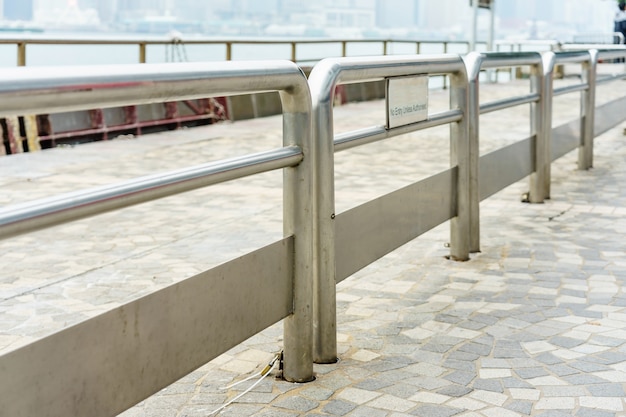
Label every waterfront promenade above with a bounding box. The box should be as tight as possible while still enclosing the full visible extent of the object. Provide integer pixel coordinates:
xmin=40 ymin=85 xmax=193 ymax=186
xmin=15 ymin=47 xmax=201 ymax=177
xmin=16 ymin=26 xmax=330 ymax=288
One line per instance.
xmin=2 ymin=77 xmax=626 ymax=416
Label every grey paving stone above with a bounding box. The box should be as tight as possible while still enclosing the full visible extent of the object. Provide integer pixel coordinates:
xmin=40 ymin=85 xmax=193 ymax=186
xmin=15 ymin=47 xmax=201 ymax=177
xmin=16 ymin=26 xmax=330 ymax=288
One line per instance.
xmin=220 ymin=404 xmax=264 ymax=416
xmin=502 ymin=377 xmax=533 ymax=388
xmin=322 ymin=400 xmax=357 ymax=416
xmin=576 ymin=408 xmax=617 ymax=417
xmin=410 ymin=405 xmax=462 ymax=417
xmin=589 ymin=335 xmax=626 ymax=347
xmin=472 ymin=378 xmax=504 ymax=393
xmin=458 ymin=342 xmax=492 ymax=356
xmin=443 ymin=371 xmax=476 ymax=386
xmin=546 ymin=364 xmax=580 ymax=377
xmin=515 ymin=367 xmax=550 ymax=379
xmin=569 ymin=361 xmax=612 ymax=373
xmin=252 ymin=411 xmax=300 ymax=417
xmin=435 ymin=314 xmax=463 ymax=324
xmin=443 ymin=358 xmax=476 ymax=372
xmin=507 ymin=358 xmax=543 ymax=368
xmin=572 ymin=310 xmax=604 ymax=319
xmin=436 ymin=385 xmax=472 ymax=397
xmin=549 ymin=336 xmax=585 ymax=349
xmin=421 ymin=343 xmax=455 ymax=354
xmin=300 ymin=386 xmax=335 ymax=401
xmin=354 ymin=379 xmax=394 ymax=391
xmin=542 ymin=308 xmax=570 ymax=318
xmin=273 ymin=396 xmax=319 ymax=412
xmin=563 ymin=374 xmax=611 ymax=385
xmin=535 ymin=412 xmax=577 ymax=417
xmin=587 ymin=383 xmax=626 ymax=397
xmin=469 ymin=314 xmax=499 ymax=326
xmin=457 ymin=320 xmax=488 ymax=330
xmin=535 ymin=352 xmax=564 ymax=365
xmin=345 ymin=406 xmax=388 ymax=417
xmin=595 ymin=351 xmax=626 ymax=364
xmin=380 ymin=383 xmax=419 ymax=399
xmin=493 ymin=348 xmax=528 ymax=359
xmin=541 ymin=385 xmax=588 ymax=397
xmin=506 ymin=400 xmax=533 ymax=415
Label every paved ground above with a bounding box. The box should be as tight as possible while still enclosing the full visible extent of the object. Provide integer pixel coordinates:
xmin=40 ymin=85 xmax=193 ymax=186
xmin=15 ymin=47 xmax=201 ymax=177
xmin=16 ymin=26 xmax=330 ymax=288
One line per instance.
xmin=2 ymin=73 xmax=626 ymax=416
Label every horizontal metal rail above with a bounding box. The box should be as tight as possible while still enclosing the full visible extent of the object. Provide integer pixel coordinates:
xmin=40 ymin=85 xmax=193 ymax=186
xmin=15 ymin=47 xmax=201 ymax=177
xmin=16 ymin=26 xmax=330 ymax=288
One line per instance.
xmin=0 ymin=60 xmax=309 ymax=117
xmin=479 ymin=93 xmax=540 ymax=114
xmin=597 ymin=73 xmax=626 ymax=85
xmin=553 ymin=83 xmax=588 ymax=97
xmin=334 ymin=109 xmax=463 ymax=152
xmin=0 ymin=146 xmax=302 ymax=240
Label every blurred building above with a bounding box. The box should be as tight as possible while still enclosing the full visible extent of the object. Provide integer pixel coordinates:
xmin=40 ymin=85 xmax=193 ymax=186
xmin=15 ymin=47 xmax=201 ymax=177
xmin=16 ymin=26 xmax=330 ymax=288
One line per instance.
xmin=376 ymin=0 xmax=421 ymax=29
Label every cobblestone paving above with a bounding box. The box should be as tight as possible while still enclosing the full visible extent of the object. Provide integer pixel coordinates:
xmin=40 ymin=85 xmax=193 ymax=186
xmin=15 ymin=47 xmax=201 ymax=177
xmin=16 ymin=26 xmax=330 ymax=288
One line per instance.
xmin=1 ymin=75 xmax=626 ymax=416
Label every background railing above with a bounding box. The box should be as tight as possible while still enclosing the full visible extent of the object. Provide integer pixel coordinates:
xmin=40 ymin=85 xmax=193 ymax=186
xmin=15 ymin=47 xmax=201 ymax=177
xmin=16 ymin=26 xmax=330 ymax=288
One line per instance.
xmin=0 ymin=48 xmax=625 ymax=417
xmin=0 ymin=37 xmax=484 ymax=67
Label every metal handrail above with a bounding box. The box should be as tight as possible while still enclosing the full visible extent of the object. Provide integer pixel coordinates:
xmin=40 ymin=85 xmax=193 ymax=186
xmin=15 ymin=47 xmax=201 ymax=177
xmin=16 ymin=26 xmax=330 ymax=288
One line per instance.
xmin=0 ymin=59 xmax=316 ymax=417
xmin=0 ymin=146 xmax=302 ymax=239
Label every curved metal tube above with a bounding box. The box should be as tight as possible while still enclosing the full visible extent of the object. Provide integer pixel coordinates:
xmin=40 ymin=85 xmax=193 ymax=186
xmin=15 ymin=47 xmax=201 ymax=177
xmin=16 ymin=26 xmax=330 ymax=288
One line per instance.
xmin=0 ymin=60 xmax=310 ymax=116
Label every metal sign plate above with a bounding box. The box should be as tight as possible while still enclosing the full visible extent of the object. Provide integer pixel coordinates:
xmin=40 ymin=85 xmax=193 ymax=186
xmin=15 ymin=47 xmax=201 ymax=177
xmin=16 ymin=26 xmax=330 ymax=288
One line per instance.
xmin=386 ymin=75 xmax=429 ymax=129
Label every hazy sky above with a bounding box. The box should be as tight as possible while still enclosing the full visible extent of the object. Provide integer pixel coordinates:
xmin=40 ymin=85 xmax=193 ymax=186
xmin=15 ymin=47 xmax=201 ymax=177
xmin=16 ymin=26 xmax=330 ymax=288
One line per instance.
xmin=18 ymin=0 xmax=622 ymax=41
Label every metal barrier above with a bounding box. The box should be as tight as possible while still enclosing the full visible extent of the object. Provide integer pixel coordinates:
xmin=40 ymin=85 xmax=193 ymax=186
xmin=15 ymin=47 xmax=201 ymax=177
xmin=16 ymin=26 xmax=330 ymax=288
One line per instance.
xmin=308 ymin=48 xmax=626 ymax=364
xmin=308 ymin=54 xmax=470 ymax=363
xmin=1 ymin=48 xmax=626 ymax=416
xmin=0 ymin=60 xmax=316 ymax=416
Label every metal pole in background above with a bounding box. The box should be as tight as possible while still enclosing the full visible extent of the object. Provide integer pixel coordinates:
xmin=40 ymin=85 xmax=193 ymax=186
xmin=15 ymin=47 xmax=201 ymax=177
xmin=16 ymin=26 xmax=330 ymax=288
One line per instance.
xmin=487 ymin=0 xmax=496 ymax=81
xmin=488 ymin=1 xmax=496 ymax=52
xmin=470 ymin=0 xmax=479 ymax=51
xmin=579 ymin=49 xmax=598 ymax=170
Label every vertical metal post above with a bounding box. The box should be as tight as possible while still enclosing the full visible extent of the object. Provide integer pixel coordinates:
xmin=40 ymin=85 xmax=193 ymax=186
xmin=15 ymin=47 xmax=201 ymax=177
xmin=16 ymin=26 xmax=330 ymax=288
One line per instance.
xmin=281 ymin=68 xmax=315 ymax=383
xmin=579 ymin=50 xmax=598 ymax=170
xmin=308 ymin=60 xmax=340 ymax=364
xmin=291 ymin=42 xmax=297 ymax=62
xmin=443 ymin=43 xmax=449 ymax=90
xmin=17 ymin=42 xmax=26 ymax=67
xmin=226 ymin=43 xmax=232 ymax=61
xmin=342 ymin=41 xmax=347 ymax=57
xmin=488 ymin=1 xmax=496 ymax=52
xmin=383 ymin=41 xmax=388 ymax=55
xmin=486 ymin=1 xmax=496 ymax=82
xmin=540 ymin=52 xmax=555 ymax=200
xmin=139 ymin=43 xmax=147 ymax=64
xmin=528 ymin=53 xmax=546 ymax=203
xmin=449 ymin=64 xmax=471 ymax=261
xmin=470 ymin=0 xmax=479 ymax=51
xmin=416 ymin=42 xmax=421 ymax=54
xmin=462 ymin=52 xmax=483 ymax=254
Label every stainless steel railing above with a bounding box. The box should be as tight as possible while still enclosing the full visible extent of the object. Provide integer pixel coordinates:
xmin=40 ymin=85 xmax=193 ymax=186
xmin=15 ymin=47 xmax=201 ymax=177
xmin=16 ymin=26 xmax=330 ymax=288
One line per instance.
xmin=0 ymin=48 xmax=626 ymax=417
xmin=0 ymin=60 xmax=317 ymax=417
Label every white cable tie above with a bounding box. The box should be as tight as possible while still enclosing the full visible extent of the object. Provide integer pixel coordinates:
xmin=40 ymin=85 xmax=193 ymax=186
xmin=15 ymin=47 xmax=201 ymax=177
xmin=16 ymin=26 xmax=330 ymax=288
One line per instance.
xmin=208 ymin=362 xmax=275 ymax=416
xmin=218 ymin=371 xmax=261 ymax=391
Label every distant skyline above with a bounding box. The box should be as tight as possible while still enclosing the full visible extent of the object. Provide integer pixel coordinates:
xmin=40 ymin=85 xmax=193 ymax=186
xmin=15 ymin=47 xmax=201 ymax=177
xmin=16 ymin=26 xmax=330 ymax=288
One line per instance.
xmin=0 ymin=0 xmax=618 ymax=41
